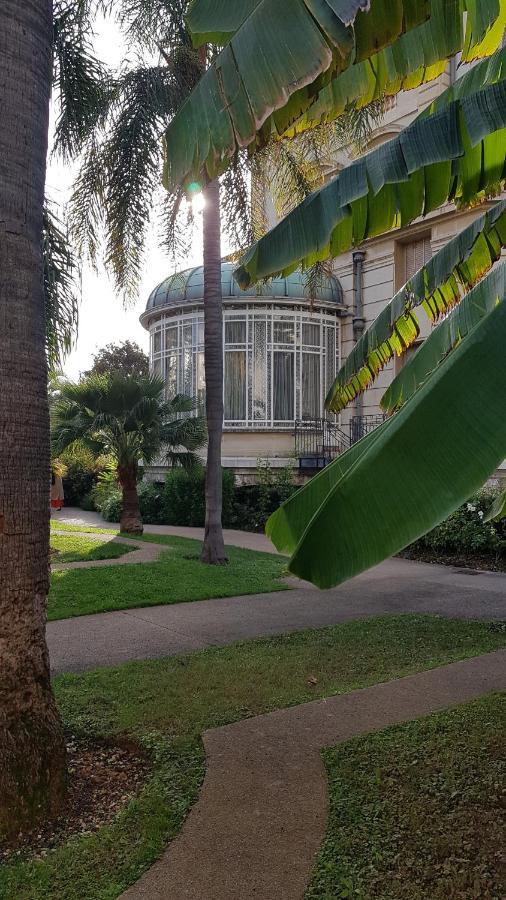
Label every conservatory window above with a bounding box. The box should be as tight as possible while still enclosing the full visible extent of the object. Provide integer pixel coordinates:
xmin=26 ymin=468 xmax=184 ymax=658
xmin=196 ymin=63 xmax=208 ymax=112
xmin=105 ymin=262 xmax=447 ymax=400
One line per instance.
xmin=273 ymin=351 xmax=295 ymax=421
xmin=152 ymin=306 xmax=339 ymax=429
xmin=224 ymin=350 xmax=247 ymax=420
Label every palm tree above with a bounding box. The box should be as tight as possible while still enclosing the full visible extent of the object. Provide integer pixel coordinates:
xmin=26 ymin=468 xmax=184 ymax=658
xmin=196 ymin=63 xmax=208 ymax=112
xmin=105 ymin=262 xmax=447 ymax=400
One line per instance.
xmin=163 ymin=1 xmax=506 ymax=588
xmin=0 ymin=0 xmax=67 ymax=836
xmin=51 ymin=374 xmax=207 ymax=534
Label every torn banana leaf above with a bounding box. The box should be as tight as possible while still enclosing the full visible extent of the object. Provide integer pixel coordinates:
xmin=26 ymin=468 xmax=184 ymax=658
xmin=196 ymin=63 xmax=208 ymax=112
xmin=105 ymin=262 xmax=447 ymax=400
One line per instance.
xmin=268 ymin=284 xmax=506 ymax=587
xmin=326 ymin=199 xmax=506 ymax=412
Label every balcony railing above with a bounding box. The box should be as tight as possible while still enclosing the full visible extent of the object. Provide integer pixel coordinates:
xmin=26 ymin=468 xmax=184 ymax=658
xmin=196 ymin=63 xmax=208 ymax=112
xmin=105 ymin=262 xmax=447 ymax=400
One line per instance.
xmin=295 ymin=414 xmax=387 ymax=471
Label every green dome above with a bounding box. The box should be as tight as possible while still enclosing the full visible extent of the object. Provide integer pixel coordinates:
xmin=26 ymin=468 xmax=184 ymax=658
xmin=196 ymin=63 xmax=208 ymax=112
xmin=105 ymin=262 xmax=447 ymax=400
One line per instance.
xmin=145 ymin=261 xmax=343 ymax=314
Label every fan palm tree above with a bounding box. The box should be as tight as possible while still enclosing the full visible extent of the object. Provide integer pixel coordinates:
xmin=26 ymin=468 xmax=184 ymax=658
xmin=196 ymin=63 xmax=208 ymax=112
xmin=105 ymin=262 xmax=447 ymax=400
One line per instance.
xmin=163 ymin=0 xmax=506 ymax=588
xmin=0 ymin=0 xmax=67 ymax=837
xmin=52 ymin=374 xmax=207 ymax=534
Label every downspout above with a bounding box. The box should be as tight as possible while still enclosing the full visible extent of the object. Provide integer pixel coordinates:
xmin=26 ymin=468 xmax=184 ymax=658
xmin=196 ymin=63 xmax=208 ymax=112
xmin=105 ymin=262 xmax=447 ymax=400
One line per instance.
xmin=352 ymin=250 xmax=366 ymax=436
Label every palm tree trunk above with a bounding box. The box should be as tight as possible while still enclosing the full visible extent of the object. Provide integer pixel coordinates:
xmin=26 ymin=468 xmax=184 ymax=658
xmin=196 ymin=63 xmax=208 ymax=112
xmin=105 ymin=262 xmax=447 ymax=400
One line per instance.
xmin=118 ymin=463 xmax=143 ymax=535
xmin=0 ymin=0 xmax=67 ymax=837
xmin=201 ymin=178 xmax=228 ymax=565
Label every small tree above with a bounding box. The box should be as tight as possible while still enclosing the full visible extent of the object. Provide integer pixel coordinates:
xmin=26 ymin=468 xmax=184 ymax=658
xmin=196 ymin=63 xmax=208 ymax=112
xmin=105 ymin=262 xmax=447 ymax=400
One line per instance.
xmin=84 ymin=340 xmax=149 ymax=379
xmin=52 ymin=373 xmax=206 ymax=533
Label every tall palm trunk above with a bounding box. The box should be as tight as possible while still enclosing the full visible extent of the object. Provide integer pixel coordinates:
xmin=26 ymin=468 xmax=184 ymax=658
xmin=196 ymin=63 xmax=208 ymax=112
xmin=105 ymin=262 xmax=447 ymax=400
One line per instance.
xmin=201 ymin=178 xmax=228 ymax=564
xmin=117 ymin=462 xmax=143 ymax=535
xmin=0 ymin=0 xmax=67 ymax=836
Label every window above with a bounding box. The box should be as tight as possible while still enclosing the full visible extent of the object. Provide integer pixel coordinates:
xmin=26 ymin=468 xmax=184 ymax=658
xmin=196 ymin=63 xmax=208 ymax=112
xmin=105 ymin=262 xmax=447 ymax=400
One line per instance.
xmin=151 ymin=306 xmax=340 ymax=429
xmin=404 ymin=236 xmax=432 ymax=281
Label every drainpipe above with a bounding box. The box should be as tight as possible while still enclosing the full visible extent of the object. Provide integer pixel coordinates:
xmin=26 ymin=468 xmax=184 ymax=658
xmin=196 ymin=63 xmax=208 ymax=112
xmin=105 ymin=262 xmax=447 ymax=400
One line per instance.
xmin=352 ymin=250 xmax=366 ymax=435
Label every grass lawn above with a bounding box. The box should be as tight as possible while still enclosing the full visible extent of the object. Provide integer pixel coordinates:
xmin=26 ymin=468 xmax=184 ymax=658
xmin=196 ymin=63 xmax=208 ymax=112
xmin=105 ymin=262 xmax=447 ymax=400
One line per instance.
xmin=51 ymin=533 xmax=135 ymax=565
xmin=306 ymin=692 xmax=505 ymax=899
xmin=48 ymin=533 xmax=287 ymax=621
xmin=1 ymin=614 xmax=505 ymax=900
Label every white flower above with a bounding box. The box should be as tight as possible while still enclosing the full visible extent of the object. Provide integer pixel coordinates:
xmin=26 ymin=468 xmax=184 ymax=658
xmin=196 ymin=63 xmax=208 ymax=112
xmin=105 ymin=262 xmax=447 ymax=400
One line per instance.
xmin=478 ymin=510 xmax=484 ymax=519
xmin=466 ymin=503 xmax=476 ymax=513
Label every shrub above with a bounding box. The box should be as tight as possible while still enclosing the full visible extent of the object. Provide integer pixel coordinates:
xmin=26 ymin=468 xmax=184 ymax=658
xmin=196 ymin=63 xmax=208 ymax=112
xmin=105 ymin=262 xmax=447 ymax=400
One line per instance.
xmin=164 ymin=467 xmax=235 ymax=527
xmin=409 ymin=487 xmax=506 ymax=559
xmin=58 ymin=447 xmax=99 ymax=506
xmin=228 ymin=461 xmax=298 ymax=532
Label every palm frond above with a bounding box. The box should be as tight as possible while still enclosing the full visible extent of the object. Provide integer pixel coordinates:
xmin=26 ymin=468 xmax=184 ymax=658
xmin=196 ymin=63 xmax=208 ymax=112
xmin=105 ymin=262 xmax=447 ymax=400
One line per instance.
xmin=43 ymin=203 xmax=81 ymax=374
xmin=52 ymin=1 xmax=112 ymax=160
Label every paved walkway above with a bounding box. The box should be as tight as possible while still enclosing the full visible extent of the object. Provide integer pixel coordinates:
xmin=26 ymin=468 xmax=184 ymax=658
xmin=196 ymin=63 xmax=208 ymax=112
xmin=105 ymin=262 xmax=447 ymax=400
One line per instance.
xmin=51 ymin=529 xmax=166 ymax=570
xmin=52 ymin=507 xmax=280 ymax=554
xmin=120 ymin=649 xmax=506 ymax=900
xmin=48 ymin=554 xmax=506 ymax=673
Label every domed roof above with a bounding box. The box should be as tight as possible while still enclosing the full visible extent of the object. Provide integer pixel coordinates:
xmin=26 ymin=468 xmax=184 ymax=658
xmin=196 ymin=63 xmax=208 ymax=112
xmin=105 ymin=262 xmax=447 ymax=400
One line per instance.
xmin=144 ymin=261 xmax=343 ymax=316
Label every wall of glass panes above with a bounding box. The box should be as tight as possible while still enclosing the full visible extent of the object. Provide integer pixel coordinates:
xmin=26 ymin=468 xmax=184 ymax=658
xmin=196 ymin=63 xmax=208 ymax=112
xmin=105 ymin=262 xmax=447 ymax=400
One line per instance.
xmin=150 ymin=305 xmax=340 ymax=429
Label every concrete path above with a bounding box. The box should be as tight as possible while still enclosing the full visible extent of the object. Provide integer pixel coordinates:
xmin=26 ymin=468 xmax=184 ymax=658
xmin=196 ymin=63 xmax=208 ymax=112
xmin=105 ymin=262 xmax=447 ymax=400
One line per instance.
xmin=51 ymin=529 xmax=167 ymax=571
xmin=48 ymin=555 xmax=506 ymax=673
xmin=120 ymin=649 xmax=506 ymax=900
xmin=52 ymin=507 xmax=280 ymax=554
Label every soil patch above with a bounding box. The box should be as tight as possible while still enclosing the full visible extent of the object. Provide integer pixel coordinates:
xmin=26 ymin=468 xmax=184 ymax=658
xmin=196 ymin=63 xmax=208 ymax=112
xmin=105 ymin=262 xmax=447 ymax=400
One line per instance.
xmin=399 ymin=549 xmax=506 ymax=573
xmin=0 ymin=735 xmax=150 ymax=863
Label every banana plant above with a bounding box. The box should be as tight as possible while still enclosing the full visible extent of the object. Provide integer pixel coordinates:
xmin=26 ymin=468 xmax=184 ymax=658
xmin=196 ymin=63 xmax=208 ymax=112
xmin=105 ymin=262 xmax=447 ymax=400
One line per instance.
xmin=163 ymin=0 xmax=505 ymax=191
xmin=164 ymin=0 xmax=506 ymax=589
xmin=234 ymin=47 xmax=506 ymax=286
xmin=266 ymin=263 xmax=506 ymax=587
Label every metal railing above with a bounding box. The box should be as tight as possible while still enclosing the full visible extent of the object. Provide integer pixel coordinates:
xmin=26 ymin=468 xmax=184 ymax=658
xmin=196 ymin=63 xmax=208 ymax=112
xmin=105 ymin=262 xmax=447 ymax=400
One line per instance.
xmin=295 ymin=414 xmax=387 ymax=470
xmin=295 ymin=418 xmax=351 ymax=470
xmin=349 ymin=414 xmax=387 ymax=444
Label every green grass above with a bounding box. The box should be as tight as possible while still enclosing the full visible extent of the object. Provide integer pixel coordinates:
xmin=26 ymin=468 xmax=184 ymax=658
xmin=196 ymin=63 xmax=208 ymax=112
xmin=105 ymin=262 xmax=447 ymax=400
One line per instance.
xmin=50 ymin=533 xmax=135 ymax=564
xmin=50 ymin=522 xmax=121 ymax=536
xmin=306 ymin=692 xmax=506 ymax=899
xmin=1 ymin=615 xmax=505 ymax=900
xmin=48 ymin=534 xmax=287 ymax=621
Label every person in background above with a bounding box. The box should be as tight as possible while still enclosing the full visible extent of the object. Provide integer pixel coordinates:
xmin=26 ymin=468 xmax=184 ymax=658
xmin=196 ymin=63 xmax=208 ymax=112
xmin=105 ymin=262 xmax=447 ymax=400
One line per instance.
xmin=50 ymin=465 xmax=65 ymax=511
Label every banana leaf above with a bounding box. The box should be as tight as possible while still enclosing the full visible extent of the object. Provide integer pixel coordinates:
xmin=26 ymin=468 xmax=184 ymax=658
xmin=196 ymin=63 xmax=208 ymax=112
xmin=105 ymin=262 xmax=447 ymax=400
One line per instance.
xmin=272 ymin=0 xmax=505 ymax=141
xmin=234 ymin=48 xmax=506 ymax=287
xmin=164 ymin=0 xmax=432 ymax=190
xmin=326 ymin=200 xmax=506 ymax=412
xmin=380 ymin=262 xmax=506 ymax=413
xmin=168 ymin=0 xmax=503 ymax=191
xmin=267 ymin=278 xmax=506 ymax=587
xmin=484 ymin=490 xmax=506 ymax=521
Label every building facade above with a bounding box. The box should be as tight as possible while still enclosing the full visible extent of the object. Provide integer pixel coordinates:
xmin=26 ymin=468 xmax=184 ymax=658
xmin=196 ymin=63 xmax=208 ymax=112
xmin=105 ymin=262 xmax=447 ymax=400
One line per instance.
xmin=142 ymin=67 xmax=505 ymax=482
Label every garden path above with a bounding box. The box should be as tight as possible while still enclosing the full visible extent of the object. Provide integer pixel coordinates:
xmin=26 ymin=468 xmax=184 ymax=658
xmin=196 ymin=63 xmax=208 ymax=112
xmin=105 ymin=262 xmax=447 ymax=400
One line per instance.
xmin=51 ymin=530 xmax=166 ymax=570
xmin=119 ymin=649 xmax=506 ymax=900
xmin=53 ymin=507 xmax=279 ymax=553
xmin=48 ymin=553 xmax=506 ymax=673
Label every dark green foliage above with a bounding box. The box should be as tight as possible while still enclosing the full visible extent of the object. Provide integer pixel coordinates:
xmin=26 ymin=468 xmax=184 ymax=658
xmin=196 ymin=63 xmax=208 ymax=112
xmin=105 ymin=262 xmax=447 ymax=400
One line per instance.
xmin=163 ymin=468 xmax=235 ymax=527
xmin=62 ymin=461 xmax=96 ymax=507
xmin=408 ymin=487 xmax=506 ymax=559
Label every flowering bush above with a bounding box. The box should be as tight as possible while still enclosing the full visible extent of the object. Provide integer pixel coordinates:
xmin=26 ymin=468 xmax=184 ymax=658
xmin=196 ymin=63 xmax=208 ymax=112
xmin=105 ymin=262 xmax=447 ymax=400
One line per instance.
xmin=409 ymin=487 xmax=506 ymax=558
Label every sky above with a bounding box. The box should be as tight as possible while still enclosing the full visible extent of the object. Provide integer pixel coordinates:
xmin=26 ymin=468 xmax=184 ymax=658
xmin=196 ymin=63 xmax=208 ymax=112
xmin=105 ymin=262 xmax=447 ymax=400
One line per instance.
xmin=46 ymin=15 xmax=204 ymax=380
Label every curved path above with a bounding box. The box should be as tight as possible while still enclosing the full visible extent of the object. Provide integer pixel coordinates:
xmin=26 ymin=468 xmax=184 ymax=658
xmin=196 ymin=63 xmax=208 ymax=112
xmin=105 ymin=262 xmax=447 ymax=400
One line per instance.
xmin=51 ymin=530 xmax=166 ymax=570
xmin=53 ymin=507 xmax=277 ymax=554
xmin=120 ymin=649 xmax=506 ymax=900
xmin=48 ymin=550 xmax=506 ymax=673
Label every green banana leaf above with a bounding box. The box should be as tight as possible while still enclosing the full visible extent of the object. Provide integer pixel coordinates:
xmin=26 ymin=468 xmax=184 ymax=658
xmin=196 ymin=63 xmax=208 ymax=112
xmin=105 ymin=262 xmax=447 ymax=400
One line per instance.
xmin=169 ymin=0 xmax=503 ymax=190
xmin=164 ymin=0 xmax=432 ymax=190
xmin=326 ymin=200 xmax=506 ymax=412
xmin=381 ymin=262 xmax=506 ymax=413
xmin=284 ymin=0 xmax=505 ymax=142
xmin=484 ymin=489 xmax=506 ymax=521
xmin=267 ymin=280 xmax=506 ymax=588
xmin=234 ymin=48 xmax=506 ymax=287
